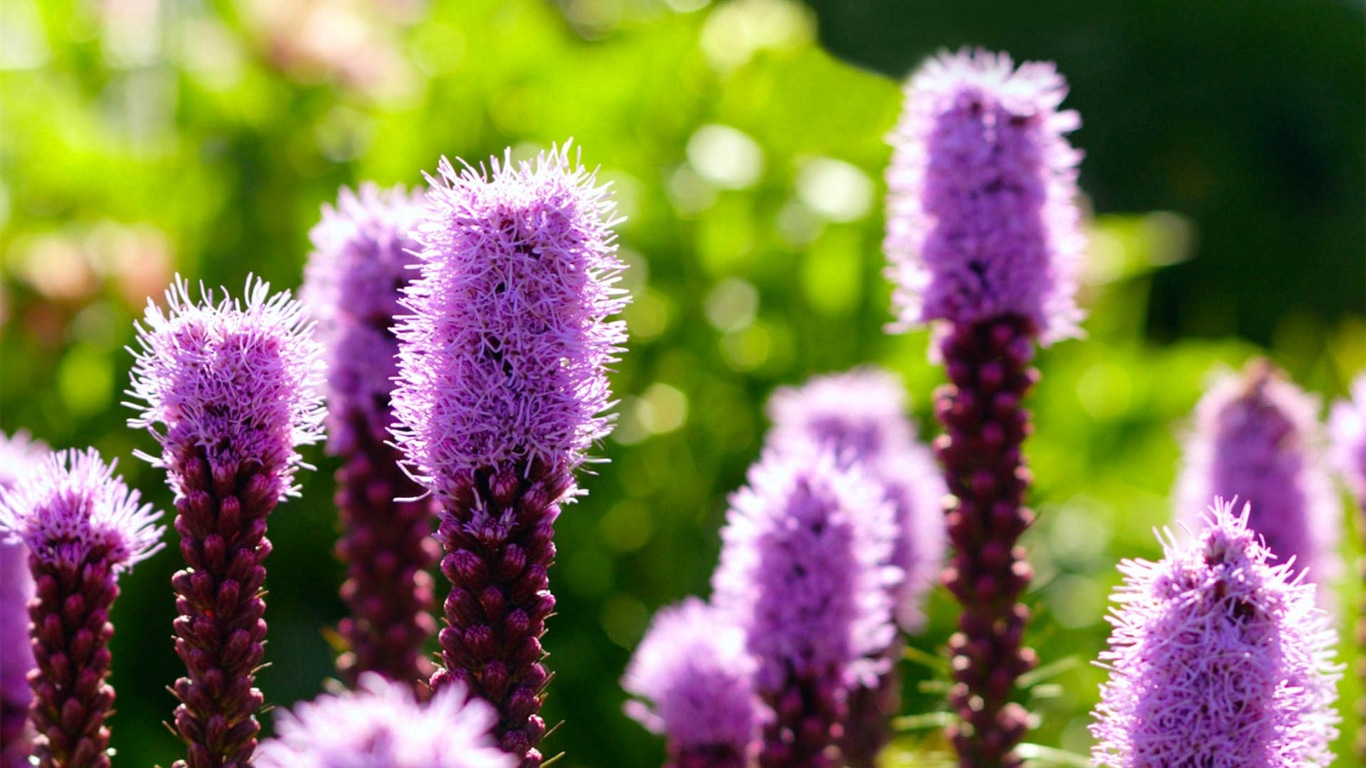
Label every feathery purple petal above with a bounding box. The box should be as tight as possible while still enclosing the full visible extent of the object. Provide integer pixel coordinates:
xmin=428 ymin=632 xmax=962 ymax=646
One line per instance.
xmin=1091 ymin=499 xmax=1340 ymax=768
xmin=392 ymin=144 xmax=628 ymax=493
xmin=885 ymin=48 xmax=1084 ymax=344
xmin=256 ymin=673 xmax=514 ymax=768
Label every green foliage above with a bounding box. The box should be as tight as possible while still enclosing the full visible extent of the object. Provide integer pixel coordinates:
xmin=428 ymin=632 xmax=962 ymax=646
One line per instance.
xmin=0 ymin=1 xmax=1361 ymax=766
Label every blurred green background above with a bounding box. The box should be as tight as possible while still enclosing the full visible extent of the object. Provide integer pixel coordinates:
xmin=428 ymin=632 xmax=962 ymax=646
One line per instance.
xmin=1 ymin=0 xmax=1362 ymax=765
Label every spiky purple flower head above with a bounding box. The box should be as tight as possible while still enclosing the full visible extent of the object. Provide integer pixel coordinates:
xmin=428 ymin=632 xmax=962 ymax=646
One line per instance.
xmin=623 ymin=598 xmax=764 ymax=767
xmin=885 ymin=48 xmax=1084 ymax=344
xmin=303 ymin=183 xmax=425 ymax=452
xmin=256 ymin=673 xmax=514 ymax=768
xmin=392 ymin=143 xmax=628 ymax=496
xmin=1176 ymin=361 xmax=1339 ymax=585
xmin=0 ymin=449 xmax=164 ymax=768
xmin=0 ymin=430 xmax=47 ymax=768
xmin=1330 ymin=373 xmax=1366 ymax=504
xmin=712 ymin=446 xmax=897 ymax=767
xmin=1091 ymin=499 xmax=1340 ymax=768
xmin=766 ymin=367 xmax=945 ymax=632
xmin=127 ymin=275 xmax=326 ymax=501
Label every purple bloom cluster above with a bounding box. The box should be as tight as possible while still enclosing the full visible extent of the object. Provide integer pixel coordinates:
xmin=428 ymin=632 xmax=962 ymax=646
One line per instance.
xmin=256 ymin=673 xmax=513 ymax=768
xmin=1091 ymin=499 xmax=1340 ymax=768
xmin=885 ymin=48 xmax=1085 ymax=345
xmin=127 ymin=276 xmax=325 ymax=768
xmin=303 ymin=184 xmax=437 ymax=690
xmin=0 ymin=449 xmax=163 ymax=768
xmin=392 ymin=144 xmax=628 ymax=492
xmin=1330 ymin=373 xmax=1366 ymax=505
xmin=392 ymin=144 xmax=627 ymax=766
xmin=128 ymin=276 xmax=327 ymax=501
xmin=622 ymin=598 xmax=763 ymax=768
xmin=0 ymin=431 xmax=47 ymax=768
xmin=711 ymin=447 xmax=897 ymax=768
xmin=1176 ymin=361 xmax=1339 ymax=585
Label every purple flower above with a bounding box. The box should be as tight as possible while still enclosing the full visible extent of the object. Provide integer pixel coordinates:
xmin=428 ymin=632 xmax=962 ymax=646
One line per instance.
xmin=623 ymin=598 xmax=764 ymax=768
xmin=127 ymin=276 xmax=325 ymax=768
xmin=1176 ymin=361 xmax=1340 ymax=586
xmin=0 ymin=430 xmax=46 ymax=768
xmin=303 ymin=183 xmax=425 ymax=450
xmin=391 ymin=144 xmax=628 ymax=766
xmin=1329 ymin=373 xmax=1366 ymax=504
xmin=256 ymin=673 xmax=514 ymax=768
xmin=392 ymin=144 xmax=627 ymax=494
xmin=0 ymin=449 xmax=164 ymax=768
xmin=1091 ymin=499 xmax=1340 ymax=768
xmin=712 ymin=447 xmax=897 ymax=768
xmin=303 ymin=184 xmax=437 ymax=690
xmin=766 ymin=367 xmax=945 ymax=632
xmin=127 ymin=276 xmax=326 ymax=501
xmin=885 ymin=48 xmax=1084 ymax=345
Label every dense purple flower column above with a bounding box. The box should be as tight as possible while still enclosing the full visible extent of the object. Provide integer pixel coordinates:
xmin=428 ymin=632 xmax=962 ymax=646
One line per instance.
xmin=623 ymin=598 xmax=764 ymax=768
xmin=391 ymin=145 xmax=627 ymax=767
xmin=256 ymin=673 xmax=514 ymax=768
xmin=1329 ymin=373 xmax=1366 ymax=759
xmin=1176 ymin=360 xmax=1339 ymax=585
xmin=0 ymin=450 xmax=164 ymax=768
xmin=1090 ymin=500 xmax=1340 ymax=767
xmin=0 ymin=431 xmax=47 ymax=768
xmin=127 ymin=278 xmax=325 ymax=768
xmin=711 ymin=448 xmax=898 ymax=768
xmin=885 ymin=49 xmax=1085 ymax=768
xmin=765 ymin=368 xmax=945 ymax=768
xmin=303 ymin=184 xmax=437 ymax=690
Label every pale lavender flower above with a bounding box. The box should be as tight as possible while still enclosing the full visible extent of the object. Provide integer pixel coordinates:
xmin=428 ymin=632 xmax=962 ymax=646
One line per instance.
xmin=712 ymin=447 xmax=897 ymax=768
xmin=126 ymin=276 xmax=325 ymax=768
xmin=623 ymin=598 xmax=763 ymax=768
xmin=256 ymin=673 xmax=514 ymax=768
xmin=766 ymin=367 xmax=945 ymax=631
xmin=1091 ymin=499 xmax=1340 ymax=768
xmin=1176 ymin=361 xmax=1340 ymax=585
xmin=391 ymin=144 xmax=627 ymax=766
xmin=0 ymin=430 xmax=46 ymax=768
xmin=0 ymin=449 xmax=164 ymax=768
xmin=885 ymin=48 xmax=1084 ymax=345
xmin=303 ymin=184 xmax=437 ymax=689
xmin=1330 ymin=373 xmax=1366 ymax=504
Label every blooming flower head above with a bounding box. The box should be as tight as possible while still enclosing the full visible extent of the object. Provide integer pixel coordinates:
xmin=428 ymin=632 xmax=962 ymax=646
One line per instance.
xmin=256 ymin=673 xmax=514 ymax=768
xmin=0 ymin=430 xmax=47 ymax=728
xmin=126 ymin=276 xmax=327 ymax=500
xmin=885 ymin=48 xmax=1084 ymax=343
xmin=711 ymin=446 xmax=898 ymax=691
xmin=392 ymin=143 xmax=628 ymax=492
xmin=1175 ymin=361 xmax=1339 ymax=584
xmin=1091 ymin=499 xmax=1340 ymax=767
xmin=303 ymin=184 xmax=425 ymax=451
xmin=623 ymin=597 xmax=764 ymax=754
xmin=1329 ymin=373 xmax=1366 ymax=501
xmin=0 ymin=449 xmax=163 ymax=573
xmin=766 ymin=367 xmax=945 ymax=631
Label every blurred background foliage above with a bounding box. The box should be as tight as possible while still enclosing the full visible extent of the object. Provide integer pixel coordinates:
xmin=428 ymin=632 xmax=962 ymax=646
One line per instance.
xmin=0 ymin=0 xmax=1362 ymax=765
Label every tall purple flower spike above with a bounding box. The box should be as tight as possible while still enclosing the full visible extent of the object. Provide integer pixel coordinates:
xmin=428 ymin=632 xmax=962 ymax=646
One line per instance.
xmin=765 ymin=367 xmax=945 ymax=767
xmin=1176 ymin=360 xmax=1340 ymax=587
xmin=303 ymin=183 xmax=437 ymax=691
xmin=256 ymin=673 xmax=514 ymax=768
xmin=0 ymin=431 xmax=47 ymax=768
xmin=0 ymin=449 xmax=164 ymax=768
xmin=711 ymin=447 xmax=898 ymax=768
xmin=127 ymin=277 xmax=325 ymax=768
xmin=884 ymin=48 xmax=1085 ymax=768
xmin=391 ymin=144 xmax=627 ymax=767
xmin=1329 ymin=373 xmax=1366 ymax=759
xmin=623 ymin=598 xmax=765 ymax=768
xmin=1090 ymin=499 xmax=1340 ymax=767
